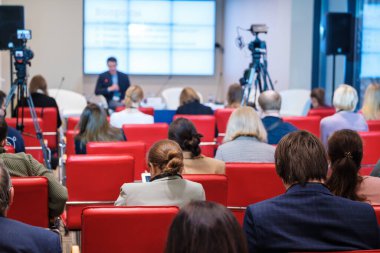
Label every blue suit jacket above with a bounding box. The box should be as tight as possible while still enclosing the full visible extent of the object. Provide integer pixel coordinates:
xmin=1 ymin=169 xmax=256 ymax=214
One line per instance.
xmin=0 ymin=216 xmax=61 ymax=252
xmin=95 ymin=71 xmax=130 ymax=104
xmin=243 ymin=183 xmax=380 ymax=253
xmin=261 ymin=116 xmax=297 ymax=145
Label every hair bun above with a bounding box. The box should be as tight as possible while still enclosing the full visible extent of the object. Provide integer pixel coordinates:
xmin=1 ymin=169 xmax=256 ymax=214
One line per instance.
xmin=163 ymin=150 xmax=184 ymax=174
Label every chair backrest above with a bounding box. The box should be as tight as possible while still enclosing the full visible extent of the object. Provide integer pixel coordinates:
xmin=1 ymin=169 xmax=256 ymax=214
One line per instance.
xmin=279 ymin=89 xmax=311 ymax=116
xmin=214 ymin=108 xmax=235 ymax=135
xmin=173 ymin=115 xmax=215 ymax=141
xmin=65 ymin=155 xmax=134 ymax=230
xmin=122 ymin=123 xmax=168 ymax=151
xmin=161 ymin=87 xmax=203 ymax=110
xmin=4 ymin=145 xmax=15 ymax=153
xmin=367 ymin=120 xmax=380 ymax=132
xmin=359 ymin=131 xmax=380 ymax=165
xmin=282 ymin=116 xmax=321 ymax=137
xmin=87 ymin=141 xmax=147 ymax=181
xmin=182 ymin=174 xmax=228 ymax=206
xmin=7 ymin=177 xmax=49 ymax=227
xmin=65 ymin=130 xmax=78 ymax=156
xmin=307 ymin=108 xmax=335 ymax=119
xmin=67 ymin=117 xmax=80 ymax=131
xmin=359 ymin=166 xmax=373 ymax=176
xmin=81 ymin=206 xmax=179 ymax=253
xmin=48 ymin=89 xmax=87 ymax=118
xmin=373 ymin=205 xmax=380 ymax=225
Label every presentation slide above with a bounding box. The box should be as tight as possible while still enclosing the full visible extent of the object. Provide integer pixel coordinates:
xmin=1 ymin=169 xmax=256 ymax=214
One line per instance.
xmin=361 ymin=3 xmax=380 ymax=77
xmin=84 ymin=0 xmax=216 ymax=75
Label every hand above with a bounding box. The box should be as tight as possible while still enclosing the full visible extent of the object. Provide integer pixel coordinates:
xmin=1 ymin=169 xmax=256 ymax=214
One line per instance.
xmin=108 ymin=84 xmax=119 ymax=92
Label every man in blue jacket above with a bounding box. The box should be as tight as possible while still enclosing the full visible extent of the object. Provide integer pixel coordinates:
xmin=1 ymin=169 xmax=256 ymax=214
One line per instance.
xmin=243 ymin=130 xmax=380 ymax=253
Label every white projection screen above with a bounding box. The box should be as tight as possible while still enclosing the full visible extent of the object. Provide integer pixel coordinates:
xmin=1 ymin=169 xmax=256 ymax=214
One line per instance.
xmin=83 ymin=0 xmax=216 ymax=75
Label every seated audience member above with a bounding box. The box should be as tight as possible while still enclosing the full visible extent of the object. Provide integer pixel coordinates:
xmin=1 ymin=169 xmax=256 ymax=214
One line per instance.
xmin=165 ymin=201 xmax=248 ymax=253
xmin=258 ymin=90 xmax=297 ymax=144
xmin=321 ymin=84 xmax=368 ymax=146
xmin=215 ymin=106 xmax=275 ymax=163
xmin=0 ymin=118 xmax=67 ymax=217
xmin=110 ymin=85 xmax=154 ymax=128
xmin=16 ymin=75 xmax=62 ymax=128
xmin=75 ymin=103 xmax=125 ymax=154
xmin=226 ymin=83 xmax=242 ymax=109
xmin=327 ymin=129 xmax=380 ymax=204
xmin=243 ymin=131 xmax=380 ymax=253
xmin=0 ymin=164 xmax=62 ymax=252
xmin=115 ymin=140 xmax=205 ymax=207
xmin=0 ymin=91 xmax=25 ymax=153
xmin=361 ymin=83 xmax=380 ymax=120
xmin=169 ymin=118 xmax=225 ymax=174
xmin=176 ymin=87 xmax=213 ymax=115
xmin=310 ymin=87 xmax=332 ymax=109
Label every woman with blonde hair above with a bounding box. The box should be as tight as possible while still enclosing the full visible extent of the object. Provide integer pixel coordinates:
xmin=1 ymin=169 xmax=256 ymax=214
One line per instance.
xmin=110 ymin=85 xmax=153 ymax=128
xmin=320 ymin=84 xmax=368 ymax=146
xmin=361 ymin=83 xmax=380 ymax=120
xmin=115 ymin=139 xmax=205 ymax=207
xmin=215 ymin=106 xmax=275 ymax=162
xmin=75 ymin=103 xmax=125 ymax=154
xmin=176 ymin=87 xmax=213 ymax=115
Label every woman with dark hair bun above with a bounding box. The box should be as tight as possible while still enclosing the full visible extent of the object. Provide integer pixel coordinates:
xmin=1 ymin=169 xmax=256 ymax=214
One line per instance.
xmin=169 ymin=118 xmax=225 ymax=174
xmin=326 ymin=129 xmax=380 ymax=204
xmin=165 ymin=200 xmax=248 ymax=253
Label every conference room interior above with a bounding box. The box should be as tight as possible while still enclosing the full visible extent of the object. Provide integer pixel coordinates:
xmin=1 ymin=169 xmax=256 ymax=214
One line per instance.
xmin=1 ymin=0 xmax=380 ymax=253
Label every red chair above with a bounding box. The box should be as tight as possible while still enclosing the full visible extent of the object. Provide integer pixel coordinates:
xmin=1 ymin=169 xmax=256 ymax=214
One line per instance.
xmin=359 ymin=132 xmax=380 ymax=165
xmin=65 ymin=155 xmax=134 ymax=230
xmin=214 ymin=108 xmax=235 ymax=144
xmin=373 ymin=205 xmax=380 ymax=225
xmin=7 ymin=177 xmax=49 ymax=227
xmin=367 ymin=120 xmax=380 ymax=132
xmin=87 ymin=141 xmax=147 ymax=181
xmin=226 ymin=163 xmax=285 ymax=224
xmin=282 ymin=116 xmax=321 ymax=137
xmin=81 ymin=206 xmax=179 ymax=253
xmin=67 ymin=117 xmax=80 ymax=131
xmin=4 ymin=145 xmax=15 ymax=153
xmin=307 ymin=108 xmax=335 ymax=119
xmin=173 ymin=115 xmax=216 ymax=157
xmin=182 ymin=174 xmax=228 ymax=206
xmin=122 ymin=123 xmax=168 ymax=151
xmin=359 ymin=166 xmax=373 ymax=176
xmin=65 ymin=130 xmax=78 ymax=156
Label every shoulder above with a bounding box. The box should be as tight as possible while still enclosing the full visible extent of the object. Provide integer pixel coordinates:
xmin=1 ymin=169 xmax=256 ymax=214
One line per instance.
xmin=321 ymin=113 xmax=337 ymax=125
xmin=117 ymin=71 xmax=129 ymax=78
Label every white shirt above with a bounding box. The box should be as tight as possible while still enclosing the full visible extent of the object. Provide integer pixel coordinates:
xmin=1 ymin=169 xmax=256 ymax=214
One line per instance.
xmin=110 ymin=108 xmax=154 ymax=128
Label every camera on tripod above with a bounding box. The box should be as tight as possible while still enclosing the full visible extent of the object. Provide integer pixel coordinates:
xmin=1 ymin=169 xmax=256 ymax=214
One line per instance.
xmin=9 ymin=30 xmax=33 ymax=83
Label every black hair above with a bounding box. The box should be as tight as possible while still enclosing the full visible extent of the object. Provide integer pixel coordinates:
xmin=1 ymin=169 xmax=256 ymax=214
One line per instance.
xmin=107 ymin=57 xmax=117 ymax=63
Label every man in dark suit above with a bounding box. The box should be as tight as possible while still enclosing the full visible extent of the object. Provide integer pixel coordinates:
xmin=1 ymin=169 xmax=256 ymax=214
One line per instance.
xmin=243 ymin=131 xmax=380 ymax=253
xmin=95 ymin=57 xmax=130 ymax=110
xmin=0 ymin=162 xmax=62 ymax=252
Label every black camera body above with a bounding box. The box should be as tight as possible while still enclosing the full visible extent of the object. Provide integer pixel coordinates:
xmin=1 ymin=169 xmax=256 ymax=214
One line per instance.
xmin=10 ymin=29 xmax=34 ymax=83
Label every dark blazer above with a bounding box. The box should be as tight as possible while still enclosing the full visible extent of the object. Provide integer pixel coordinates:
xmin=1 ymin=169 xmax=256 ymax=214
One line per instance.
xmin=176 ymin=101 xmax=213 ymax=115
xmin=261 ymin=116 xmax=297 ymax=144
xmin=95 ymin=71 xmax=130 ymax=104
xmin=0 ymin=216 xmax=61 ymax=252
xmin=243 ymin=183 xmax=380 ymax=253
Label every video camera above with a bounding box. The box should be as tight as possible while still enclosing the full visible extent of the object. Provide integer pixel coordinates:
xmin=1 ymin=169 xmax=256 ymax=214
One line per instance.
xmin=9 ymin=30 xmax=33 ymax=83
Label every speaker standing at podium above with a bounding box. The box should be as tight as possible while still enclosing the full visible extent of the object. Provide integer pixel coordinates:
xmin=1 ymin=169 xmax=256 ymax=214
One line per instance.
xmin=95 ymin=57 xmax=130 ymax=110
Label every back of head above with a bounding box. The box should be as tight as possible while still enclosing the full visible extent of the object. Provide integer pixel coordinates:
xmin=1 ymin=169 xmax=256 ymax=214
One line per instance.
xmin=165 ymin=200 xmax=248 ymax=253
xmin=179 ymin=87 xmax=200 ymax=106
xmin=227 ymin=83 xmax=243 ymax=108
xmin=148 ymin=140 xmax=184 ymax=175
xmin=0 ymin=161 xmax=11 ymax=216
xmin=0 ymin=118 xmax=8 ymax=143
xmin=275 ymin=131 xmax=328 ymax=186
xmin=168 ymin=118 xmax=202 ymax=158
xmin=362 ymin=83 xmax=380 ymax=120
xmin=0 ymin=90 xmax=6 ymax=107
xmin=333 ymin=84 xmax=358 ymax=112
xmin=310 ymin=88 xmax=326 ymax=107
xmin=258 ymin=90 xmax=281 ymax=112
xmin=326 ymin=129 xmax=364 ymax=201
xmin=125 ymin=85 xmax=144 ymax=108
xmin=29 ymin=75 xmax=48 ymax=95
xmin=224 ymin=106 xmax=267 ymax=142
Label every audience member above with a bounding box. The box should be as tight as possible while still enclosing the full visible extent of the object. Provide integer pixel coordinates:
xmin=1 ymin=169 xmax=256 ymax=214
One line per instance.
xmin=258 ymin=90 xmax=297 ymax=144
xmin=0 ymin=163 xmax=62 ymax=252
xmin=215 ymin=106 xmax=275 ymax=162
xmin=115 ymin=140 xmax=205 ymax=207
xmin=0 ymin=91 xmax=25 ymax=153
xmin=176 ymin=87 xmax=213 ymax=115
xmin=310 ymin=87 xmax=332 ymax=109
xmin=326 ymin=129 xmax=380 ymax=204
xmin=110 ymin=85 xmax=153 ymax=128
xmin=226 ymin=83 xmax=242 ymax=108
xmin=169 ymin=118 xmax=225 ymax=174
xmin=243 ymin=131 xmax=380 ymax=253
xmin=95 ymin=57 xmax=130 ymax=110
xmin=361 ymin=83 xmax=380 ymax=120
xmin=0 ymin=118 xmax=67 ymax=217
xmin=75 ymin=103 xmax=125 ymax=154
xmin=320 ymin=84 xmax=368 ymax=146
xmin=165 ymin=201 xmax=248 ymax=253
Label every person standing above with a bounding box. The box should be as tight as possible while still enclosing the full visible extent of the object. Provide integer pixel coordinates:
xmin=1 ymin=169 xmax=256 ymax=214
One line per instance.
xmin=95 ymin=57 xmax=130 ymax=110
